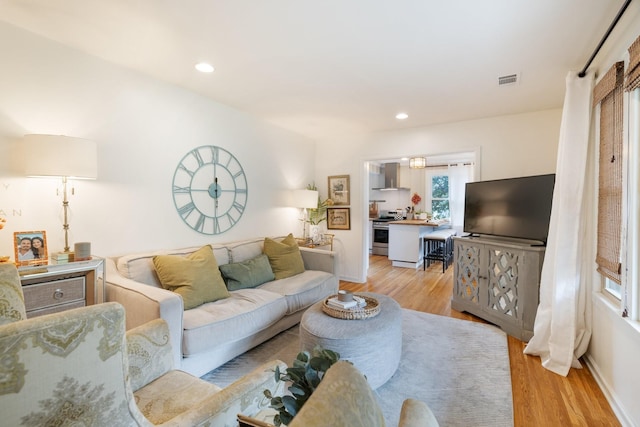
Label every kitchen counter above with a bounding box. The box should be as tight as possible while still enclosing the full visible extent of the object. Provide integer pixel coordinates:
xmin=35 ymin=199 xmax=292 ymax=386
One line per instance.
xmin=390 ymin=219 xmax=449 ymax=226
xmin=388 ymin=220 xmax=452 ymax=268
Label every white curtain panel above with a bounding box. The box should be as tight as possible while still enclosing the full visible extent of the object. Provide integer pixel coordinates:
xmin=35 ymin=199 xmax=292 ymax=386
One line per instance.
xmin=523 ymin=71 xmax=595 ymax=376
xmin=448 ymin=163 xmax=474 ymax=234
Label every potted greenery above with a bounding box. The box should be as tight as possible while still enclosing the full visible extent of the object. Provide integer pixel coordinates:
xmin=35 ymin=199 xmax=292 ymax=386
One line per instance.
xmin=304 ymin=184 xmax=334 ymax=243
xmin=263 ymin=347 xmax=342 ymax=426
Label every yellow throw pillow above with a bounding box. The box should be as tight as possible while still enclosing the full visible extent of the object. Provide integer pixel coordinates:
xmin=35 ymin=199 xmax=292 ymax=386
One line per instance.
xmin=263 ymin=234 xmax=305 ymax=280
xmin=153 ymin=245 xmax=230 ymax=310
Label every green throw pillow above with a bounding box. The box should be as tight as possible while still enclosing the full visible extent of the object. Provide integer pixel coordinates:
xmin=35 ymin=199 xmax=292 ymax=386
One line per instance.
xmin=219 ymin=253 xmax=275 ymax=291
xmin=153 ymin=245 xmax=230 ymax=310
xmin=263 ymin=234 xmax=305 ymax=280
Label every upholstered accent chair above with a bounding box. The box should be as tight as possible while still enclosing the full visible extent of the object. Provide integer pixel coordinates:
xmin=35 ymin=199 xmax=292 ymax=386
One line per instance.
xmin=0 ymin=264 xmax=285 ymax=426
xmin=0 ymin=263 xmax=27 ymax=324
xmin=290 ymin=361 xmax=440 ymax=427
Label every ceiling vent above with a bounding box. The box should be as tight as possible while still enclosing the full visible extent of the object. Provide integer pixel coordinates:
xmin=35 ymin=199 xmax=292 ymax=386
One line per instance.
xmin=498 ymin=73 xmax=519 ymax=86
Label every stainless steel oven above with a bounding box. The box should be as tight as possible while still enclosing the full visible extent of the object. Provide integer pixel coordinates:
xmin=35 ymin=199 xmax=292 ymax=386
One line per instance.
xmin=372 ymin=219 xmax=393 ymax=255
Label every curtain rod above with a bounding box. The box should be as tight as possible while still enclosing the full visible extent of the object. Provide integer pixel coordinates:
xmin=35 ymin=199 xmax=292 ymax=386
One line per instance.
xmin=579 ymin=0 xmax=633 ymax=78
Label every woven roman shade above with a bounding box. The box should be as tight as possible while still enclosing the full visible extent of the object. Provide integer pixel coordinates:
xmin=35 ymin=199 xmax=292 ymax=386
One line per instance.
xmin=594 ymin=61 xmax=624 ymax=284
xmin=625 ymin=35 xmax=640 ymax=91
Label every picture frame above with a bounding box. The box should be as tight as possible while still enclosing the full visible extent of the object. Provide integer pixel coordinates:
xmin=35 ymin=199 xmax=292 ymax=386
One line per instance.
xmin=327 ymin=207 xmax=351 ymax=230
xmin=328 ymin=175 xmax=350 ymax=206
xmin=14 ymin=230 xmax=48 ymax=266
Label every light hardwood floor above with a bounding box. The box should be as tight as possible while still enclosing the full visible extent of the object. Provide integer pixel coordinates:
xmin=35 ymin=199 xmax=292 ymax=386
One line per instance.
xmin=339 ymin=255 xmax=620 ymax=427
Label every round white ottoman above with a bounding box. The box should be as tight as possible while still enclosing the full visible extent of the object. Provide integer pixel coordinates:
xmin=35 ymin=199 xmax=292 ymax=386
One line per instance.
xmin=299 ymin=292 xmax=402 ymax=389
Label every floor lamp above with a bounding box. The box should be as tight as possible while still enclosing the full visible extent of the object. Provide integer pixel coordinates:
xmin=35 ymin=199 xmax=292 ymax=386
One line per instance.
xmin=292 ymin=189 xmax=318 ymax=240
xmin=23 ymin=134 xmax=98 ymax=253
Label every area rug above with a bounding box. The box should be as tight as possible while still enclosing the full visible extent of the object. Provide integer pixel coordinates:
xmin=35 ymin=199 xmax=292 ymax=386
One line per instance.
xmin=201 ymin=309 xmax=514 ymax=427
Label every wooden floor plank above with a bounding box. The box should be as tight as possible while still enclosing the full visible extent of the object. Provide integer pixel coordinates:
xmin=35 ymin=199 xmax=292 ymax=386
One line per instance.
xmin=340 ymin=255 xmax=620 ymax=427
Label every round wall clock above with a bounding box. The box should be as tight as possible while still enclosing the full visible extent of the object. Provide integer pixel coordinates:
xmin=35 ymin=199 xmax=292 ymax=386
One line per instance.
xmin=172 ymin=145 xmax=248 ymax=235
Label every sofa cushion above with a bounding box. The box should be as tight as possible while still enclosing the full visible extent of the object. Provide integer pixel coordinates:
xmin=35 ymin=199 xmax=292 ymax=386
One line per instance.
xmin=133 ymin=370 xmax=222 ymax=424
xmin=258 ymin=270 xmax=338 ymax=315
xmin=226 ymin=238 xmax=265 ymax=263
xmin=117 ymin=245 xmax=230 ymax=287
xmin=263 ymin=234 xmax=305 ymax=280
xmin=219 ymin=254 xmax=275 ymax=291
xmin=153 ymin=245 xmax=230 ymax=310
xmin=181 ymin=288 xmax=288 ymax=356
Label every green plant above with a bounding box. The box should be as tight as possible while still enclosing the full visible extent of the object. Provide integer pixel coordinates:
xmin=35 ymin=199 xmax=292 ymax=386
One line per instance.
xmin=305 ymin=183 xmax=334 ymax=225
xmin=263 ymin=347 xmax=342 ymax=426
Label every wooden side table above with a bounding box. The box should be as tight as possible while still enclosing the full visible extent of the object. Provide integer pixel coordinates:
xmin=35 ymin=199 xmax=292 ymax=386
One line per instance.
xmin=18 ymin=257 xmax=105 ymax=318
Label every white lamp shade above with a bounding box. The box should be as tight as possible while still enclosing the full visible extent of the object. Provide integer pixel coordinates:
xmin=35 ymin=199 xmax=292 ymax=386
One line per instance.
xmin=23 ymin=134 xmax=98 ymax=179
xmin=292 ymin=189 xmax=319 ymax=209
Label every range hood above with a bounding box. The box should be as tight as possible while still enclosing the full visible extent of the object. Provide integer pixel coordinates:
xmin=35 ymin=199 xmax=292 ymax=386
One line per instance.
xmin=372 ymin=162 xmax=410 ymax=191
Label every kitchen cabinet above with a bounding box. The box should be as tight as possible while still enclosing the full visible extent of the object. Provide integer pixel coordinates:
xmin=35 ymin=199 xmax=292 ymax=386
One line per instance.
xmin=388 ymin=221 xmax=447 ymax=268
xmin=451 ymin=236 xmax=544 ymax=341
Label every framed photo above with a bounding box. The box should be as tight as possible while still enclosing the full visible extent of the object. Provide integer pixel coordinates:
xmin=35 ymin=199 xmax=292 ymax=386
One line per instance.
xmin=328 ymin=175 xmax=350 ymax=206
xmin=327 ymin=207 xmax=351 ymax=230
xmin=14 ymin=230 xmax=48 ymax=266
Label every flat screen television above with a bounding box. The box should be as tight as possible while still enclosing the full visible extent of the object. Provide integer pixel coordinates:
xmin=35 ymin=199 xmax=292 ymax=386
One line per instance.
xmin=463 ymin=174 xmax=555 ymax=244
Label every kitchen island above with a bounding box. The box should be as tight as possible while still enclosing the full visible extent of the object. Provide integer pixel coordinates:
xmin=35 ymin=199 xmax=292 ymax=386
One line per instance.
xmin=388 ymin=219 xmax=451 ymax=268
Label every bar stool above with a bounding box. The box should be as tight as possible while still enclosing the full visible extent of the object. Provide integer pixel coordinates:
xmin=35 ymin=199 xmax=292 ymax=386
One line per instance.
xmin=423 ymin=229 xmax=457 ymax=273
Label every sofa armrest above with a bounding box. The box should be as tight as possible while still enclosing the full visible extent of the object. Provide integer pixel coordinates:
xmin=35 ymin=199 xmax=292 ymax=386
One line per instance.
xmin=105 ymin=258 xmax=184 ymax=367
xmin=299 ymin=247 xmax=337 ymax=275
xmin=398 ymin=399 xmax=440 ymax=427
xmin=161 ymin=359 xmax=287 ymax=427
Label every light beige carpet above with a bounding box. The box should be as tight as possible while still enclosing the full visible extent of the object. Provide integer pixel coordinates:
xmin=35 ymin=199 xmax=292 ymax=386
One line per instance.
xmin=202 ymin=308 xmax=513 ymax=427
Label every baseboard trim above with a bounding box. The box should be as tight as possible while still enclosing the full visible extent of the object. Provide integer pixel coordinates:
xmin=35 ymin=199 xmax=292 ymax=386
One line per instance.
xmin=583 ymin=354 xmax=632 ymax=426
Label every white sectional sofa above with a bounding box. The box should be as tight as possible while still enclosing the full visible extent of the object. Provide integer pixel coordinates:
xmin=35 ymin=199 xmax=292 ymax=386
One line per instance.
xmin=105 ymin=237 xmax=338 ymax=377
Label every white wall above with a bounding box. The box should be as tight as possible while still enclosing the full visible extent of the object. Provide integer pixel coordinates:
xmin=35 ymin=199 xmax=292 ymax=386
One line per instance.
xmin=581 ymin=2 xmax=640 ymax=425
xmin=0 ymin=22 xmax=316 ymax=257
xmin=316 ymin=109 xmax=562 ymax=282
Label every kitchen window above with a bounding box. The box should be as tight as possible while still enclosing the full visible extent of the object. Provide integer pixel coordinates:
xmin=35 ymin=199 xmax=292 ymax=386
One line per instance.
xmin=425 ymin=162 xmax=474 ymax=230
xmin=430 ymin=174 xmax=450 ymax=219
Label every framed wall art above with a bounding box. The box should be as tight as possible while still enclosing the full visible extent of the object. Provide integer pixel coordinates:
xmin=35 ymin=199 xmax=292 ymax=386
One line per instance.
xmin=328 ymin=175 xmax=350 ymax=205
xmin=14 ymin=230 xmax=48 ymax=266
xmin=327 ymin=207 xmax=351 ymax=230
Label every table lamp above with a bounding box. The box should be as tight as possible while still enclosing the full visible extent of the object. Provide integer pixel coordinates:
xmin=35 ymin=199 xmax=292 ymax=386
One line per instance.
xmin=23 ymin=134 xmax=98 ymax=253
xmin=292 ymin=189 xmax=318 ymax=240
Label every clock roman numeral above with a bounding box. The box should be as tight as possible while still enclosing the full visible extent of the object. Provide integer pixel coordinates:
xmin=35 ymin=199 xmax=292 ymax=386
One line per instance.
xmin=178 ymin=202 xmax=196 ymax=217
xmin=178 ymin=163 xmax=195 ymax=177
xmin=232 ymin=201 xmax=245 ymax=214
xmin=210 ymin=146 xmax=219 ymax=164
xmin=190 ymin=148 xmax=204 ymax=167
xmin=194 ymin=213 xmax=206 ymax=232
xmin=173 ymin=185 xmax=190 ymax=193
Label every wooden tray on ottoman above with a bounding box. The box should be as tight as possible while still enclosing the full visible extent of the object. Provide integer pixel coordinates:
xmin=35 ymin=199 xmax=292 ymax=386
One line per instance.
xmin=321 ymin=294 xmax=380 ymax=320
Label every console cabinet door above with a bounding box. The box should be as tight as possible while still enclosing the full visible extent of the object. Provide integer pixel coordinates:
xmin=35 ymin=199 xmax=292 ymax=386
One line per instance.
xmin=484 ymin=244 xmax=526 ymax=328
xmin=453 ymin=239 xmax=482 ymax=308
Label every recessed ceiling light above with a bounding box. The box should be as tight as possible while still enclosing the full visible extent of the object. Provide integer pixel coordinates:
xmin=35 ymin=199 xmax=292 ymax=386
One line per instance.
xmin=396 ymin=112 xmax=409 ymax=120
xmin=195 ymin=62 xmax=215 ymax=73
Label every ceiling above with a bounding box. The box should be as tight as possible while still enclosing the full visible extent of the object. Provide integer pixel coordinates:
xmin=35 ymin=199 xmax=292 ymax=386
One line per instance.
xmin=0 ymin=1 xmax=633 ymax=140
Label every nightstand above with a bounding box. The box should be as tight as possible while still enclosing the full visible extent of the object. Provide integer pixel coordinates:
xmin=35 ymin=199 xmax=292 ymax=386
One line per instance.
xmin=18 ymin=257 xmax=105 ymax=318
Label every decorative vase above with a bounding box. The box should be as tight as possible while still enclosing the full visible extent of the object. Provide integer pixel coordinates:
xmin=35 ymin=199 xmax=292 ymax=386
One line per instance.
xmin=309 ymin=225 xmax=321 ymax=243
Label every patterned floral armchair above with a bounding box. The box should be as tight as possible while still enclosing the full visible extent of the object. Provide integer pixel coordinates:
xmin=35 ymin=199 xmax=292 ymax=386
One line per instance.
xmin=0 ymin=263 xmax=285 ymax=426
xmin=290 ymin=361 xmax=440 ymax=427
